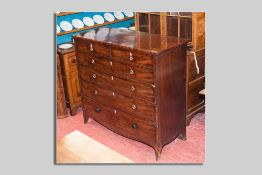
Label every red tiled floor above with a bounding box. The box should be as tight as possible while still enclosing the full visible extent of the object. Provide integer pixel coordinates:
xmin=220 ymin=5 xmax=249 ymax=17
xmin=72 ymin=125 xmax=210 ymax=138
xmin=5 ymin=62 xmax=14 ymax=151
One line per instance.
xmin=56 ymin=108 xmax=205 ymax=163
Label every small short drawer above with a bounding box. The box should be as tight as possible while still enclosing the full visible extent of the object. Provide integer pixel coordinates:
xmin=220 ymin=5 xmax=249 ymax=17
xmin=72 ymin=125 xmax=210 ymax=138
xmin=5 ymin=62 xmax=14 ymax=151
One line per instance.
xmin=76 ymin=38 xmax=110 ymax=57
xmin=111 ymin=47 xmax=154 ymax=68
xmin=77 ymin=52 xmax=112 ymax=74
xmin=111 ymin=61 xmax=154 ymax=84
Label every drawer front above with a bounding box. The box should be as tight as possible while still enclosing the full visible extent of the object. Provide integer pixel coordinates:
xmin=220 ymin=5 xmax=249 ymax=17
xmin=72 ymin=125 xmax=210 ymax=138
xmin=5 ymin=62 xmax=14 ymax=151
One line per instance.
xmin=111 ymin=47 xmax=154 ymax=68
xmin=78 ymin=65 xmax=155 ymax=102
xmin=187 ymin=76 xmax=205 ymax=112
xmin=77 ymin=52 xmax=112 ymax=74
xmin=111 ymin=61 xmax=154 ymax=83
xmin=82 ymin=97 xmax=156 ymax=146
xmin=81 ymin=81 xmax=155 ymax=121
xmin=187 ymin=50 xmax=205 ymax=82
xmin=76 ymin=38 xmax=110 ymax=57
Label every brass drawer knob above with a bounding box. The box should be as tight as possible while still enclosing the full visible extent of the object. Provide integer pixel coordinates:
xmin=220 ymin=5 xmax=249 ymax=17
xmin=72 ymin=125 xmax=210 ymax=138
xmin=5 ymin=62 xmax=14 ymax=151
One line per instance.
xmin=131 ymin=85 xmax=136 ymax=92
xmin=90 ymin=44 xmax=94 ymax=52
xmin=131 ymin=123 xmax=137 ymax=129
xmin=94 ymin=90 xmax=98 ymax=95
xmin=131 ymin=104 xmax=136 ymax=110
xmin=129 ymin=52 xmax=134 ymax=61
xmin=92 ymin=74 xmax=96 ymax=79
xmin=95 ymin=107 xmax=101 ymax=112
xmin=72 ymin=58 xmax=77 ymax=63
xmin=129 ymin=69 xmax=135 ymax=75
xmin=91 ymin=59 xmax=95 ymax=64
xmin=114 ymin=109 xmax=117 ymax=114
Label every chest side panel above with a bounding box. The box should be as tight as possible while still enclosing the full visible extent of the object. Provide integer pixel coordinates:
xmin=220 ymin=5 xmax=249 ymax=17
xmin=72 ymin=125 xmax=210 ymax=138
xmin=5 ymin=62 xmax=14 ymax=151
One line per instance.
xmin=155 ymin=45 xmax=187 ymax=146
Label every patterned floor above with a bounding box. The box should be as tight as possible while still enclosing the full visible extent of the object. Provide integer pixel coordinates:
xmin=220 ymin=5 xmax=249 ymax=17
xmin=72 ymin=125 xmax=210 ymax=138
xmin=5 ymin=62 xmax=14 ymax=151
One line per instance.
xmin=57 ymin=109 xmax=205 ymax=163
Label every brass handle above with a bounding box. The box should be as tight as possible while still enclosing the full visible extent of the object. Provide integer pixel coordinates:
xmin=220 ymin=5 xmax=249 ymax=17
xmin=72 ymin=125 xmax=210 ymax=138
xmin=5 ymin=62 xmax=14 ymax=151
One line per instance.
xmin=129 ymin=69 xmax=135 ymax=75
xmin=72 ymin=58 xmax=77 ymax=63
xmin=131 ymin=123 xmax=137 ymax=129
xmin=90 ymin=44 xmax=94 ymax=52
xmin=131 ymin=104 xmax=136 ymax=110
xmin=95 ymin=107 xmax=101 ymax=112
xmin=94 ymin=90 xmax=98 ymax=95
xmin=92 ymin=74 xmax=96 ymax=79
xmin=91 ymin=59 xmax=95 ymax=64
xmin=129 ymin=52 xmax=134 ymax=61
xmin=131 ymin=85 xmax=136 ymax=92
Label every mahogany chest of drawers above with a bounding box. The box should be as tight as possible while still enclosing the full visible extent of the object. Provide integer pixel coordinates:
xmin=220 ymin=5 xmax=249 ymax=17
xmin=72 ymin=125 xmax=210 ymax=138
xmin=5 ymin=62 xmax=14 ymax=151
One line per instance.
xmin=74 ymin=28 xmax=189 ymax=160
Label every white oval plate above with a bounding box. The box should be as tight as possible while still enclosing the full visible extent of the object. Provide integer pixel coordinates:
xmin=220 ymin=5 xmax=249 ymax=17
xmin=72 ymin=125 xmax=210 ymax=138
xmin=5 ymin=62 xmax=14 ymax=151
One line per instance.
xmin=83 ymin=17 xmax=94 ymax=26
xmin=83 ymin=30 xmax=96 ymax=39
xmin=118 ymin=27 xmax=128 ymax=30
xmin=72 ymin=19 xmax=84 ymax=29
xmin=58 ymin=43 xmax=73 ymax=49
xmin=128 ymin=26 xmax=135 ymax=31
xmin=114 ymin=12 xmax=124 ymax=20
xmin=60 ymin=21 xmax=73 ymax=31
xmin=56 ymin=25 xmax=61 ymax=33
xmin=104 ymin=13 xmax=115 ymax=22
xmin=124 ymin=11 xmax=134 ymax=17
xmin=93 ymin=15 xmax=104 ymax=24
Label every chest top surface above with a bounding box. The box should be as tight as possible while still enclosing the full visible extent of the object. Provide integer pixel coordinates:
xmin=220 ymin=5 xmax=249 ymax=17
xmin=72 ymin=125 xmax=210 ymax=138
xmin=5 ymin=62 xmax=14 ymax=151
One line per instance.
xmin=74 ymin=28 xmax=189 ymax=55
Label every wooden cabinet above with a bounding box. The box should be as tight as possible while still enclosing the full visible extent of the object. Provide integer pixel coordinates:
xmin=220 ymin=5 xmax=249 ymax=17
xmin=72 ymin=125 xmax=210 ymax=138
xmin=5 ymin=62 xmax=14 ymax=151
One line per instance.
xmin=135 ymin=12 xmax=205 ymax=125
xmin=57 ymin=47 xmax=81 ymax=116
xmin=56 ymin=54 xmax=68 ymax=118
xmin=74 ymin=28 xmax=189 ymax=160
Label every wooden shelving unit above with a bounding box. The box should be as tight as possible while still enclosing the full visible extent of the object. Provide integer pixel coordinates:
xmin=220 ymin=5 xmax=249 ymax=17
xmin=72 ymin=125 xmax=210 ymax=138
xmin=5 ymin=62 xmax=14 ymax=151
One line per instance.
xmin=57 ymin=17 xmax=134 ymax=36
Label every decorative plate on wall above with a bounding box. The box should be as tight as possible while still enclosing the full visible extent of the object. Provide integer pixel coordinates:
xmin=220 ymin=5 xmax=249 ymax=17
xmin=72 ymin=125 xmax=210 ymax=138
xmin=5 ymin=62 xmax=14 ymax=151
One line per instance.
xmin=58 ymin=43 xmax=73 ymax=49
xmin=93 ymin=15 xmax=104 ymax=24
xmin=124 ymin=11 xmax=134 ymax=17
xmin=60 ymin=21 xmax=73 ymax=31
xmin=56 ymin=25 xmax=61 ymax=33
xmin=118 ymin=27 xmax=128 ymax=30
xmin=129 ymin=26 xmax=135 ymax=31
xmin=104 ymin=13 xmax=115 ymax=22
xmin=83 ymin=30 xmax=96 ymax=39
xmin=83 ymin=17 xmax=94 ymax=26
xmin=72 ymin=19 xmax=84 ymax=29
xmin=114 ymin=12 xmax=124 ymax=20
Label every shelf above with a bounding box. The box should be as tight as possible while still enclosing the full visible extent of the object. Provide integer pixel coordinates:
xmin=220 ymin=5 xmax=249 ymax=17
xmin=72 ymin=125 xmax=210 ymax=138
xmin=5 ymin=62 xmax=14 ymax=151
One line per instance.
xmin=56 ymin=12 xmax=80 ymax=17
xmin=57 ymin=17 xmax=134 ymax=36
